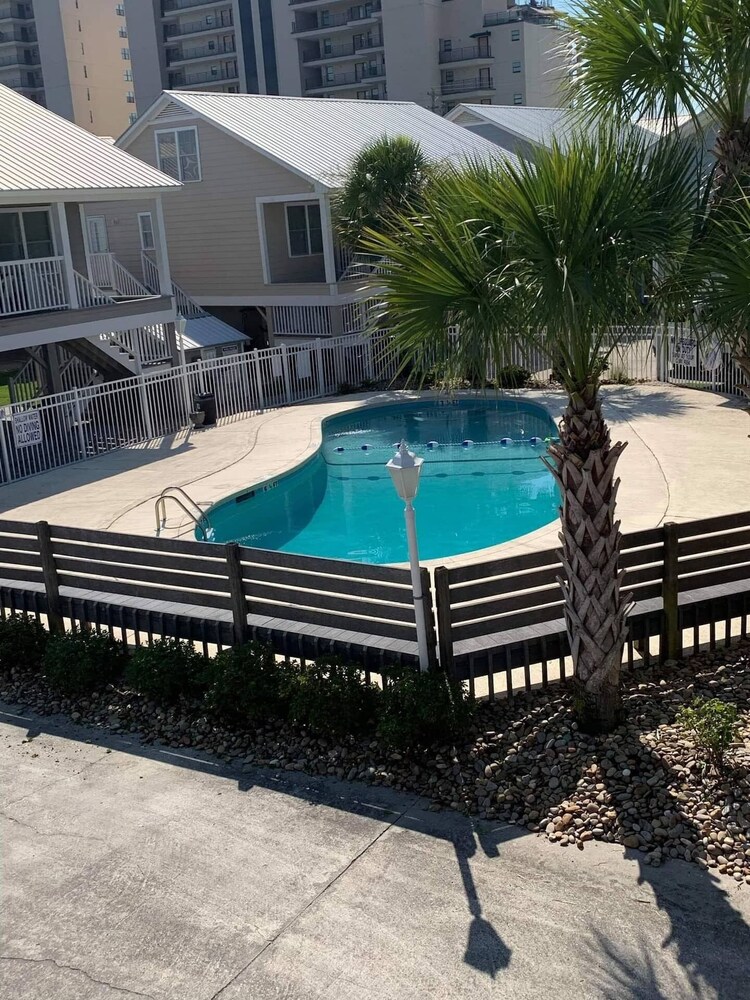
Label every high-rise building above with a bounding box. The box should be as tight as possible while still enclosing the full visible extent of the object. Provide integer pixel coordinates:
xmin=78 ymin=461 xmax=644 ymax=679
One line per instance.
xmin=126 ymin=0 xmax=570 ymax=116
xmin=125 ymin=0 xmax=281 ymax=112
xmin=0 ymin=0 xmax=137 ymax=136
xmin=276 ymin=0 xmax=570 ymax=110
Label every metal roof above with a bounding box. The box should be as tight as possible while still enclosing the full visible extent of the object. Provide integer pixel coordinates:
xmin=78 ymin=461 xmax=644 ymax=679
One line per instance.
xmin=446 ymin=104 xmax=693 ymax=149
xmin=0 ymin=85 xmax=181 ymax=199
xmin=144 ymin=92 xmax=515 ymax=188
xmin=180 ymin=313 xmax=246 ymax=351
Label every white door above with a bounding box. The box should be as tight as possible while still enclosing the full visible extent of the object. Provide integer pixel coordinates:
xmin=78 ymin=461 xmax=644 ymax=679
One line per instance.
xmin=87 ymin=216 xmax=109 ymax=253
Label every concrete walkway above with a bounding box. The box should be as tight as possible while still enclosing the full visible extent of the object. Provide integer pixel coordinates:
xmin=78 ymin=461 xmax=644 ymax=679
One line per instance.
xmin=2 ymin=706 xmax=750 ymax=1000
xmin=0 ymin=384 xmax=747 ymax=567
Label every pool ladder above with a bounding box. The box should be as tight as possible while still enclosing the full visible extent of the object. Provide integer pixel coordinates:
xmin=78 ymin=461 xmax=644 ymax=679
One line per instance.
xmin=155 ymin=486 xmax=211 ymax=540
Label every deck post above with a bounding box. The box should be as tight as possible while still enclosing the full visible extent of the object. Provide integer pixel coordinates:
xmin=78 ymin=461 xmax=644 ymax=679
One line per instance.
xmin=434 ymin=566 xmax=455 ymax=676
xmin=225 ymin=543 xmax=248 ymax=646
xmin=37 ymin=521 xmax=63 ymax=634
xmin=662 ymin=521 xmax=681 ymax=660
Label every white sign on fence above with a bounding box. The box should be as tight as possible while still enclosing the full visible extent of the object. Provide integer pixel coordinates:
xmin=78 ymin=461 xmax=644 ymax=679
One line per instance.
xmin=12 ymin=410 xmax=43 ymax=449
xmin=703 ymin=339 xmax=723 ymax=372
xmin=672 ymin=337 xmax=697 ymax=366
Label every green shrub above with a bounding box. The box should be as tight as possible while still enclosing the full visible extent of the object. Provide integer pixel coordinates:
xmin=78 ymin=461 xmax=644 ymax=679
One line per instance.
xmin=676 ymin=697 xmax=740 ymax=772
xmin=494 ymin=365 xmax=531 ymax=389
xmin=43 ymin=630 xmax=125 ymax=696
xmin=287 ymin=657 xmax=381 ymax=736
xmin=124 ymin=638 xmax=208 ymax=705
xmin=0 ymin=613 xmax=48 ymax=675
xmin=377 ymin=668 xmax=474 ymax=750
xmin=205 ymin=641 xmax=289 ymax=725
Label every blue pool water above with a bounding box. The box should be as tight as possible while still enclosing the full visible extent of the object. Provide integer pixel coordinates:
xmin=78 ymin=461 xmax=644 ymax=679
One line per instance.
xmin=204 ymin=399 xmax=560 ymax=564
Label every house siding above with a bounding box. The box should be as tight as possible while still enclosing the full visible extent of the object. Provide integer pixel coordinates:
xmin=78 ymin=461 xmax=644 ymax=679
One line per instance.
xmin=120 ymin=117 xmax=318 ymax=300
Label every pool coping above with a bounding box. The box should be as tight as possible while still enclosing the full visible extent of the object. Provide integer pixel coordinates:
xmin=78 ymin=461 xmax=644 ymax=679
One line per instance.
xmin=0 ymin=382 xmax=748 ymax=571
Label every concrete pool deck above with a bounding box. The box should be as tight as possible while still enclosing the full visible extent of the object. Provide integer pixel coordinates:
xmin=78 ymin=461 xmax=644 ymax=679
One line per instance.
xmin=0 ymin=384 xmax=748 ymax=568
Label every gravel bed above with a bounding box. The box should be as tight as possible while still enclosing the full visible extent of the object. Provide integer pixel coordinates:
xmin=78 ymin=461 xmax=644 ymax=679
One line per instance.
xmin=3 ymin=645 xmax=750 ymax=880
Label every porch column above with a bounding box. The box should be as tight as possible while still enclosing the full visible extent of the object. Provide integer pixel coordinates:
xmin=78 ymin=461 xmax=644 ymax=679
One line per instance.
xmin=53 ymin=202 xmax=79 ymax=309
xmin=319 ymin=194 xmax=337 ymax=286
xmin=153 ymin=196 xmax=174 ymax=298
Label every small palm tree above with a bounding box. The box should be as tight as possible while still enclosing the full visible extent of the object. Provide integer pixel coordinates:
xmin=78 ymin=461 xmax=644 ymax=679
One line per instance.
xmin=365 ymin=129 xmax=698 ymax=732
xmin=335 ymin=135 xmax=430 ymax=248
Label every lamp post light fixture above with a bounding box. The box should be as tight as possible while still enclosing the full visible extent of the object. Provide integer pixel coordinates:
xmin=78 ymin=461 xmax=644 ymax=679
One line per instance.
xmin=386 ymin=440 xmax=431 ymax=672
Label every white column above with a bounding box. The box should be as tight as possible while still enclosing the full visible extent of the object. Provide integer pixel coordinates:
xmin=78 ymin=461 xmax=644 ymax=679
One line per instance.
xmin=404 ymin=501 xmax=431 ymax=673
xmin=54 ymin=202 xmax=79 ymax=309
xmin=319 ymin=194 xmax=337 ymax=286
xmin=153 ymin=196 xmax=174 ymax=298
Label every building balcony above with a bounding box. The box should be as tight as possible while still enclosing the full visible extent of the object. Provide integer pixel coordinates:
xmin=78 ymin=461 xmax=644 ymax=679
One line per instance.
xmin=1 ymin=74 xmax=43 ymax=90
xmin=292 ymin=4 xmax=382 ymax=36
xmin=0 ymin=4 xmax=34 ymax=18
xmin=161 ymin=0 xmax=228 ymax=15
xmin=163 ymin=17 xmax=233 ymax=39
xmin=0 ymin=48 xmax=39 ymax=68
xmin=484 ymin=5 xmax=560 ymax=27
xmin=167 ymin=40 xmax=235 ymax=65
xmin=0 ymin=25 xmax=37 ymax=44
xmin=439 ymin=45 xmax=493 ymax=64
xmin=0 ymin=255 xmax=174 ymax=355
xmin=441 ymin=76 xmax=495 ymax=96
xmin=305 ymin=67 xmax=385 ymax=93
xmin=169 ymin=66 xmax=238 ymax=86
xmin=301 ymin=37 xmax=383 ymax=64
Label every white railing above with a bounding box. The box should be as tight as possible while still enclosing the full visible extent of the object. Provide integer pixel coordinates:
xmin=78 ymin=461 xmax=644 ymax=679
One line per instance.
xmin=270 ymin=304 xmax=332 ymax=338
xmin=89 ymin=252 xmax=151 ymax=298
xmin=60 ymin=352 xmax=98 ymax=394
xmin=338 ymin=252 xmax=388 ymax=282
xmin=74 ymin=270 xmax=114 ymax=309
xmin=99 ymin=325 xmax=172 ymax=369
xmin=0 ymin=257 xmax=68 ymax=317
xmin=0 ymin=330 xmax=397 ymax=485
xmin=141 ymin=251 xmax=205 ymax=319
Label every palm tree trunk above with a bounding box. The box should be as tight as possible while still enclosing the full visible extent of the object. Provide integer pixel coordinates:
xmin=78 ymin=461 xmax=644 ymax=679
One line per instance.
xmin=713 ymin=121 xmax=750 ymax=419
xmin=543 ymin=387 xmax=632 ymax=732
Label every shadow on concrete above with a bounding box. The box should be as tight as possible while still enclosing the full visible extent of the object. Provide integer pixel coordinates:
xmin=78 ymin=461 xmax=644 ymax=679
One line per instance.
xmin=0 ymin=703 xmax=516 ymax=982
xmin=0 ymin=428 xmax=198 ymax=515
xmin=3 ymin=660 xmax=750 ymax=998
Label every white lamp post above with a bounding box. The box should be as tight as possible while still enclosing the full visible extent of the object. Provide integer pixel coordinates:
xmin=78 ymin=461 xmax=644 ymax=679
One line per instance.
xmin=175 ymin=314 xmax=192 ymax=415
xmin=386 ymin=440 xmax=430 ymax=672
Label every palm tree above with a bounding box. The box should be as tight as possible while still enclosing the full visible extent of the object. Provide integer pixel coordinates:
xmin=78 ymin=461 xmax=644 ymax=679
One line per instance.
xmin=566 ymin=0 xmax=750 ymax=193
xmin=364 ymin=130 xmax=699 ymax=732
xmin=334 ymin=135 xmax=430 ymax=249
xmin=567 ymin=0 xmax=750 ymax=399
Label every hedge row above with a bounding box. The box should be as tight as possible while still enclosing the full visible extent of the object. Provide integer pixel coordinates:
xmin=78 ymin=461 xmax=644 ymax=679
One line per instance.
xmin=0 ymin=614 xmax=473 ymax=750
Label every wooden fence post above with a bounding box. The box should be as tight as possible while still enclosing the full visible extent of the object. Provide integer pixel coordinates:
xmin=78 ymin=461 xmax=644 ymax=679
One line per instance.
xmin=36 ymin=520 xmax=63 ymax=634
xmin=420 ymin=567 xmax=439 ymax=670
xmin=225 ymin=543 xmax=248 ymax=646
xmin=434 ymin=566 xmax=455 ymax=676
xmin=662 ymin=521 xmax=681 ymax=660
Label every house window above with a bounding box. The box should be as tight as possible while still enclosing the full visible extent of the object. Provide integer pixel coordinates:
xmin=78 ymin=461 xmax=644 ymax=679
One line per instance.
xmin=124 ymin=68 xmax=133 ymax=81
xmin=129 ymin=111 xmax=138 ymax=125
xmin=86 ymin=216 xmax=109 ymax=253
xmin=116 ymin=3 xmax=125 ymax=14
xmin=481 ymin=98 xmax=492 ymax=105
xmin=442 ymin=39 xmax=452 ymax=52
xmin=285 ymin=203 xmax=323 ymax=257
xmin=138 ymin=213 xmax=155 ymax=251
xmin=0 ymin=209 xmax=55 ymax=261
xmin=512 ymin=60 xmax=521 ymax=73
xmin=126 ymin=91 xmax=135 ymax=103
xmin=513 ymin=92 xmax=523 ymax=104
xmin=325 ymin=66 xmax=335 ymax=82
xmin=121 ymin=47 xmax=130 ymax=60
xmin=511 ymin=28 xmax=520 ymax=41
xmin=119 ymin=26 xmax=128 ymax=38
xmin=155 ymin=126 xmax=201 ymax=182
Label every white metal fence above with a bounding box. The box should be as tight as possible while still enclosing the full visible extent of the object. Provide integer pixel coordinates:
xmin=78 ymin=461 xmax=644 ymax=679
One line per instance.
xmin=0 ymin=331 xmax=398 ymax=485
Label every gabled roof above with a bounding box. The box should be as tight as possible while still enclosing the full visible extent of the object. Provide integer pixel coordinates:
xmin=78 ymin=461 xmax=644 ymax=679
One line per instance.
xmin=120 ymin=91 xmax=515 ymax=190
xmin=446 ymin=104 xmax=576 ymax=148
xmin=0 ymin=85 xmax=181 ymax=203
xmin=446 ymin=103 xmax=696 ymax=150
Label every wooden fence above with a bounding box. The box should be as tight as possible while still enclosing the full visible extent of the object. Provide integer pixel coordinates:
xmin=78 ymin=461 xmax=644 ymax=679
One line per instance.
xmin=434 ymin=511 xmax=750 ymax=699
xmin=1 ymin=511 xmax=750 ymax=699
xmin=0 ymin=519 xmax=434 ymax=674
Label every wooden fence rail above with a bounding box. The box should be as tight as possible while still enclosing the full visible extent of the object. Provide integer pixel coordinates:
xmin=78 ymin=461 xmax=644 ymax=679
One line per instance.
xmin=1 ymin=511 xmax=750 ymax=699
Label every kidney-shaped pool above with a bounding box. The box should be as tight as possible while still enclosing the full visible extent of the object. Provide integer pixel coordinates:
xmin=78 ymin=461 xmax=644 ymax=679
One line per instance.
xmin=203 ymin=398 xmax=560 ymax=564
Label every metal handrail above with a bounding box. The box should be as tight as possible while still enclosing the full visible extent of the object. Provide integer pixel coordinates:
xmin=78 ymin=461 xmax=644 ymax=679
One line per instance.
xmin=155 ymin=486 xmax=211 ymax=539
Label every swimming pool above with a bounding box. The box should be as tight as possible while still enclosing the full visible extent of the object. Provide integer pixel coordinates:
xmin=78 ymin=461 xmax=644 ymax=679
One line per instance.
xmin=204 ymin=398 xmax=560 ymax=564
